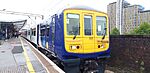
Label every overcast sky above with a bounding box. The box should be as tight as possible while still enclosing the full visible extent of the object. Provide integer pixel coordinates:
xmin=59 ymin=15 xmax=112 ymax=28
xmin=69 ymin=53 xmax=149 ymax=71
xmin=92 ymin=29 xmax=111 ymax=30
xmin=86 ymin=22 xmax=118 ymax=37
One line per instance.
xmin=0 ymin=0 xmax=150 ymax=22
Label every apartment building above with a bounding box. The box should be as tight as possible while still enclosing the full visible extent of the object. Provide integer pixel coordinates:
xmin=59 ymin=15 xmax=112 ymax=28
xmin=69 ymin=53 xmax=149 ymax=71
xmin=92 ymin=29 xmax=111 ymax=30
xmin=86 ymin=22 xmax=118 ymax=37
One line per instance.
xmin=123 ymin=5 xmax=143 ymax=33
xmin=107 ymin=1 xmax=149 ymax=34
xmin=140 ymin=10 xmax=150 ymax=24
xmin=107 ymin=2 xmax=117 ymax=32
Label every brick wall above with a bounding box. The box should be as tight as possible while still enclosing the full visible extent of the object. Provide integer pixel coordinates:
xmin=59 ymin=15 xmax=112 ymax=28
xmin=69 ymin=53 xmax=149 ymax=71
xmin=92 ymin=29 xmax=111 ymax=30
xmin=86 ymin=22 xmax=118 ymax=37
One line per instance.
xmin=108 ymin=35 xmax=150 ymax=72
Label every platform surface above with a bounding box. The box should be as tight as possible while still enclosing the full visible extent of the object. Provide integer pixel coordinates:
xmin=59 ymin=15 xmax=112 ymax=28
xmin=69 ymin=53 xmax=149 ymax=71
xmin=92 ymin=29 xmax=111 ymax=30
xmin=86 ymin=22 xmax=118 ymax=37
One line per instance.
xmin=0 ymin=38 xmax=47 ymax=73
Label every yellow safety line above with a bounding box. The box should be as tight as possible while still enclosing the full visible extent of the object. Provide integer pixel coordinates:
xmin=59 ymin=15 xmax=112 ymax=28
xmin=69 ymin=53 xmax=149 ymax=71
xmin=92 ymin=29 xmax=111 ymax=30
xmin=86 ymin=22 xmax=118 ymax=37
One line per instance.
xmin=19 ymin=37 xmax=35 ymax=73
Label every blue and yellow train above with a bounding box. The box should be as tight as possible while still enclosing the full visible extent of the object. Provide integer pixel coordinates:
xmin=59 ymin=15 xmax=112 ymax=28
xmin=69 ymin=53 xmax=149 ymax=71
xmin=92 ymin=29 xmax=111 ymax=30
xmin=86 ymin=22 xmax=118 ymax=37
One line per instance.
xmin=24 ymin=6 xmax=110 ymax=73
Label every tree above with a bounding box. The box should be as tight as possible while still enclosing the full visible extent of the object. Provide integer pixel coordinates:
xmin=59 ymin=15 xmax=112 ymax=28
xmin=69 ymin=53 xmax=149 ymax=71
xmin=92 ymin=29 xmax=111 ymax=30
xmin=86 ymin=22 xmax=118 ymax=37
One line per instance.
xmin=110 ymin=27 xmax=120 ymax=35
xmin=130 ymin=22 xmax=150 ymax=35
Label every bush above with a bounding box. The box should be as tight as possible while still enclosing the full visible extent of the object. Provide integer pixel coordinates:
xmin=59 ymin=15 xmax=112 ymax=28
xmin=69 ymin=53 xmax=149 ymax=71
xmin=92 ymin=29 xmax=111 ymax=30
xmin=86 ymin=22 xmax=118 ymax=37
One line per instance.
xmin=129 ymin=22 xmax=150 ymax=35
xmin=110 ymin=27 xmax=120 ymax=35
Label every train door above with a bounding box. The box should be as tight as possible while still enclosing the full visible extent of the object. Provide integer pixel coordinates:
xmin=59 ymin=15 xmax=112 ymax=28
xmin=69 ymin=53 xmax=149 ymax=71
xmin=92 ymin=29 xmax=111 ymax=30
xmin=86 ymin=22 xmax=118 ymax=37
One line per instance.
xmin=31 ymin=28 xmax=36 ymax=44
xmin=37 ymin=25 xmax=39 ymax=45
xmin=40 ymin=25 xmax=46 ymax=48
xmin=82 ymin=13 xmax=95 ymax=53
xmin=49 ymin=17 xmax=55 ymax=52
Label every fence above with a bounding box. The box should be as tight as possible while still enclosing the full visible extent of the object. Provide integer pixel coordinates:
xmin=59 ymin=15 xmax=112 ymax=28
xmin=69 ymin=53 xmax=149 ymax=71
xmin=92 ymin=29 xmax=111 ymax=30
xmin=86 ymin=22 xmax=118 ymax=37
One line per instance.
xmin=108 ymin=35 xmax=150 ymax=72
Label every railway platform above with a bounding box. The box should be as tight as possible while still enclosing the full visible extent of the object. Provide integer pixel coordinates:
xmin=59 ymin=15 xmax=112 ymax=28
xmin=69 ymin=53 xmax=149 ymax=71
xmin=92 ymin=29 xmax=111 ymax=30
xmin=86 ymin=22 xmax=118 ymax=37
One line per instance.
xmin=0 ymin=37 xmax=64 ymax=73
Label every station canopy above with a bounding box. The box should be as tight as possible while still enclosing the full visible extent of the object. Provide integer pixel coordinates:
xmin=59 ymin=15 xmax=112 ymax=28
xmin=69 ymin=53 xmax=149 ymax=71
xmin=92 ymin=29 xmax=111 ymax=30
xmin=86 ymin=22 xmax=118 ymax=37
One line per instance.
xmin=0 ymin=20 xmax=27 ymax=32
xmin=13 ymin=20 xmax=27 ymax=31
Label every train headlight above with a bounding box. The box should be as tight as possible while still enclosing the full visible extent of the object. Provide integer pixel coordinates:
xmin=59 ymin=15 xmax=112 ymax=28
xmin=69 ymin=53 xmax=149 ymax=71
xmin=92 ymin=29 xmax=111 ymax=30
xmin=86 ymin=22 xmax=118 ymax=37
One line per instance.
xmin=71 ymin=46 xmax=77 ymax=50
xmin=98 ymin=44 xmax=105 ymax=48
xmin=101 ymin=44 xmax=104 ymax=48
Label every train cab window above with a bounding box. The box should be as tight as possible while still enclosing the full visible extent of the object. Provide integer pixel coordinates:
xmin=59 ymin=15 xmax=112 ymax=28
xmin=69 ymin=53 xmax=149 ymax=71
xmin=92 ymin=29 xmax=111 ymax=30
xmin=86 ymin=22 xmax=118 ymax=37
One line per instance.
xmin=67 ymin=14 xmax=80 ymax=35
xmin=84 ymin=15 xmax=92 ymax=35
xmin=96 ymin=16 xmax=107 ymax=36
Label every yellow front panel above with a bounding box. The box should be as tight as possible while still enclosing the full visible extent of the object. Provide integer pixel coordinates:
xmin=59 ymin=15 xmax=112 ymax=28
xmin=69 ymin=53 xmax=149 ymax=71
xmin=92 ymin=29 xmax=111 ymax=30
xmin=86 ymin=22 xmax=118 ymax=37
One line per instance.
xmin=64 ymin=9 xmax=109 ymax=54
xmin=83 ymin=37 xmax=95 ymax=53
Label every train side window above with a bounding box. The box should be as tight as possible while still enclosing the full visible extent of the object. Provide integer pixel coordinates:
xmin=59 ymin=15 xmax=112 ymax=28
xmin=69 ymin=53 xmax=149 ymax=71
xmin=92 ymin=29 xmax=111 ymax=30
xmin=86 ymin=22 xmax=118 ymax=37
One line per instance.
xmin=96 ymin=16 xmax=107 ymax=36
xmin=33 ymin=31 xmax=36 ymax=36
xmin=28 ymin=31 xmax=30 ymax=35
xmin=67 ymin=14 xmax=80 ymax=35
xmin=84 ymin=15 xmax=92 ymax=35
xmin=32 ymin=29 xmax=36 ymax=36
xmin=32 ymin=30 xmax=33 ymax=35
xmin=40 ymin=29 xmax=45 ymax=36
xmin=45 ymin=20 xmax=50 ymax=37
xmin=46 ymin=27 xmax=49 ymax=36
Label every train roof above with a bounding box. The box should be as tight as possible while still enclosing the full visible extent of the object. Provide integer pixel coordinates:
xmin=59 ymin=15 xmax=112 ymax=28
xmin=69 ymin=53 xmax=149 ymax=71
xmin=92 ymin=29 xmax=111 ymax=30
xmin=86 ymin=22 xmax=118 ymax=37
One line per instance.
xmin=59 ymin=6 xmax=107 ymax=15
xmin=64 ymin=6 xmax=98 ymax=11
xmin=43 ymin=6 xmax=107 ymax=23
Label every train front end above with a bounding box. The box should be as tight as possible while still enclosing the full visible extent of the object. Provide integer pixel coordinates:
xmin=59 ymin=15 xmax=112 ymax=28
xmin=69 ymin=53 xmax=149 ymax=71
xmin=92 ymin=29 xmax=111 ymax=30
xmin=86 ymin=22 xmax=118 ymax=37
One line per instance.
xmin=63 ymin=9 xmax=110 ymax=59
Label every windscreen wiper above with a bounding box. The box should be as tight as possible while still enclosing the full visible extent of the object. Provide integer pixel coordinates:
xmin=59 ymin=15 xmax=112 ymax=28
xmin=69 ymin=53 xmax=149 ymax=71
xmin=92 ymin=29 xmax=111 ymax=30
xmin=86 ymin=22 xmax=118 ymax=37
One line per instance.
xmin=102 ymin=28 xmax=107 ymax=40
xmin=73 ymin=34 xmax=77 ymax=40
xmin=73 ymin=26 xmax=80 ymax=40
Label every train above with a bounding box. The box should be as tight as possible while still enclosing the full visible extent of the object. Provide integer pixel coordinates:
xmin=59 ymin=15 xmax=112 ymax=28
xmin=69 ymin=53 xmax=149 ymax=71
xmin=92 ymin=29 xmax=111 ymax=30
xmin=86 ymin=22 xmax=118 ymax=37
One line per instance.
xmin=23 ymin=6 xmax=110 ymax=73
